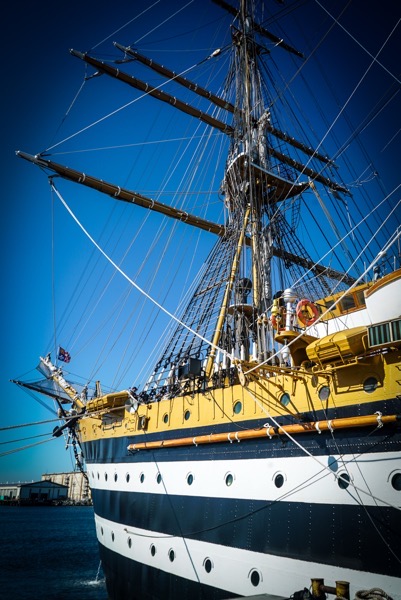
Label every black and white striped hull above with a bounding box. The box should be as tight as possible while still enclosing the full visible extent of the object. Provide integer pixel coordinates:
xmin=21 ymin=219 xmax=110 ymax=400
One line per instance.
xmin=83 ymin=425 xmax=401 ymax=600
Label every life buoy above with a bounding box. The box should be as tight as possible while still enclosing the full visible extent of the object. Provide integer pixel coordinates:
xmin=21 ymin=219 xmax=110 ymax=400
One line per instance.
xmin=296 ymin=299 xmax=319 ymax=327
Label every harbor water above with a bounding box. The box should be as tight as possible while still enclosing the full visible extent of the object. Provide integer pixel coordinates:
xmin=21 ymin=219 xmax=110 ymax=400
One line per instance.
xmin=0 ymin=505 xmax=107 ymax=599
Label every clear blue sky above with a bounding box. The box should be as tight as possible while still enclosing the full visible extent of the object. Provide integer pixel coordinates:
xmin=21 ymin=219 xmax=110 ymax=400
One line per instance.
xmin=2 ymin=0 xmax=400 ymax=482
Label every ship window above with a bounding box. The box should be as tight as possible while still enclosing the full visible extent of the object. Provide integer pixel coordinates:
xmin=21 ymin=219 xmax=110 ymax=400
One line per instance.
xmin=355 ymin=290 xmax=366 ymax=307
xmin=274 ymin=473 xmax=284 ymax=488
xmin=187 ymin=473 xmax=194 ymax=486
xmin=104 ymin=473 xmax=108 ymax=482
xmin=97 ymin=472 xmax=100 ymax=480
xmin=390 ymin=472 xmax=401 ymax=491
xmin=184 ymin=409 xmax=191 ymax=421
xmin=100 ymin=527 xmax=104 ymax=536
xmin=111 ymin=532 xmax=115 ymax=542
xmin=91 ymin=471 xmax=94 ymax=479
xmin=203 ymin=558 xmax=213 ymax=573
xmin=169 ymin=549 xmax=175 ymax=562
xmin=250 ymin=569 xmax=261 ymax=587
xmin=369 ymin=323 xmax=390 ymax=346
xmin=127 ymin=537 xmax=132 ymax=548
xmin=280 ymin=393 xmax=290 ymax=407
xmin=338 ymin=472 xmax=350 ymax=489
xmin=318 ymin=385 xmax=330 ymax=401
xmin=225 ymin=473 xmax=234 ymax=486
xmin=340 ymin=295 xmax=356 ymax=312
xmin=150 ymin=544 xmax=156 ymax=557
xmin=156 ymin=473 xmax=162 ymax=484
xmin=233 ymin=400 xmax=242 ymax=414
xmin=126 ymin=473 xmax=130 ymax=483
xmin=363 ymin=377 xmax=378 ymax=393
xmin=114 ymin=473 xmax=118 ymax=482
xmin=163 ymin=413 xmax=169 ymax=424
xmin=140 ymin=473 xmax=145 ymax=483
xmin=391 ymin=319 xmax=401 ymax=342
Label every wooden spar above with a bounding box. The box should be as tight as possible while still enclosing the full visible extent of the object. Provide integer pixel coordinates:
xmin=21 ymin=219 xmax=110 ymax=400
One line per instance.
xmin=69 ymin=52 xmax=345 ymax=193
xmin=127 ymin=413 xmax=399 ymax=451
xmin=16 ymin=153 xmax=353 ymax=283
xmin=212 ymin=0 xmax=304 ymax=59
xmin=267 ymin=147 xmax=349 ymax=195
xmin=114 ymin=44 xmax=236 ymax=114
xmin=70 ymin=50 xmax=234 ymax=136
xmin=114 ymin=46 xmax=333 ymax=166
xmin=15 ymin=152 xmax=225 ymax=237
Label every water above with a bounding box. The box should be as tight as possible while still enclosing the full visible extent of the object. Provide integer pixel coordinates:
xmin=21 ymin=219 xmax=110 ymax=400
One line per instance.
xmin=0 ymin=505 xmax=108 ymax=599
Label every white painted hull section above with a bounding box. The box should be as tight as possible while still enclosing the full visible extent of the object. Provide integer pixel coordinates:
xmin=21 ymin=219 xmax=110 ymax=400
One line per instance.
xmin=86 ymin=450 xmax=401 ymax=508
xmin=94 ymin=514 xmax=401 ymax=600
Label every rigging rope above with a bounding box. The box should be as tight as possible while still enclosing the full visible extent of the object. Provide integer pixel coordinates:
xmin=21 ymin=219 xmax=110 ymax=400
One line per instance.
xmin=51 ymin=184 xmax=229 ymax=361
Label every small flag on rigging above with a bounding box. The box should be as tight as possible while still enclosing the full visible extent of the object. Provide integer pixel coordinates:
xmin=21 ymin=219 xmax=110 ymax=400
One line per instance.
xmin=57 ymin=346 xmax=71 ymax=363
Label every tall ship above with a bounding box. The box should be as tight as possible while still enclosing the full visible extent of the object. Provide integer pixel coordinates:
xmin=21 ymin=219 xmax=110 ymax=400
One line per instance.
xmin=14 ymin=1 xmax=401 ymax=599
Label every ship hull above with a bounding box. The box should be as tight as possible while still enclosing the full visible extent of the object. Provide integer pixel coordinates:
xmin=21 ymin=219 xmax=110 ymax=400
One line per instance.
xmin=82 ymin=398 xmax=401 ymax=600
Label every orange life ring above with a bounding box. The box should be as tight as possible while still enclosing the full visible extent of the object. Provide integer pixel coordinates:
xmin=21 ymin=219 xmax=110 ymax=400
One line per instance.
xmin=296 ymin=299 xmax=319 ymax=327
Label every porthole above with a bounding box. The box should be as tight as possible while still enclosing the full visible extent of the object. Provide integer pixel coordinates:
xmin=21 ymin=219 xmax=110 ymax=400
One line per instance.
xmin=111 ymin=532 xmax=115 ymax=542
xmin=187 ymin=473 xmax=194 ymax=486
xmin=273 ymin=473 xmax=285 ymax=488
xmin=100 ymin=527 xmax=104 ymax=536
xmin=97 ymin=472 xmax=100 ymax=480
xmin=363 ymin=377 xmax=378 ymax=393
xmin=184 ymin=409 xmax=191 ymax=421
xmin=150 ymin=544 xmax=156 ymax=557
xmin=156 ymin=473 xmax=162 ymax=484
xmin=337 ymin=472 xmax=351 ymax=489
xmin=127 ymin=537 xmax=132 ymax=548
xmin=140 ymin=472 xmax=145 ymax=483
xmin=328 ymin=456 xmax=338 ymax=472
xmin=250 ymin=569 xmax=261 ymax=587
xmin=390 ymin=472 xmax=401 ymax=491
xmin=280 ymin=393 xmax=290 ymax=407
xmin=104 ymin=472 xmax=108 ymax=482
xmin=233 ymin=400 xmax=242 ymax=414
xmin=225 ymin=473 xmax=234 ymax=486
xmin=114 ymin=473 xmax=118 ymax=482
xmin=163 ymin=413 xmax=169 ymax=424
xmin=126 ymin=473 xmax=130 ymax=483
xmin=169 ymin=549 xmax=175 ymax=562
xmin=203 ymin=558 xmax=213 ymax=573
xmin=318 ymin=385 xmax=330 ymax=401
xmin=91 ymin=471 xmax=94 ymax=479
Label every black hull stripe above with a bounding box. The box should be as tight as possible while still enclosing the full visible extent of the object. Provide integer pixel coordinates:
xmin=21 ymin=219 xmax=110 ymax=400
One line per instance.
xmin=92 ymin=488 xmax=401 ymax=577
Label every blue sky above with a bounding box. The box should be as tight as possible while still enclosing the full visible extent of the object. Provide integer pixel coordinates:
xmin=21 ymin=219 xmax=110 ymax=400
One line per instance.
xmin=2 ymin=0 xmax=400 ymax=482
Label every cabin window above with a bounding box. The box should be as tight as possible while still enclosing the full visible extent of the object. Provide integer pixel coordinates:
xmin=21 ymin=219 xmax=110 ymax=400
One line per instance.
xmin=390 ymin=472 xmax=401 ymax=491
xmin=225 ymin=473 xmax=234 ymax=486
xmin=104 ymin=473 xmax=108 ymax=482
xmin=114 ymin=473 xmax=118 ymax=483
xmin=184 ymin=409 xmax=191 ymax=421
xmin=140 ymin=473 xmax=145 ymax=483
xmin=250 ymin=569 xmax=261 ymax=586
xmin=100 ymin=527 xmax=104 ymax=536
xmin=274 ymin=473 xmax=285 ymax=488
xmin=150 ymin=544 xmax=156 ymax=557
xmin=318 ymin=385 xmax=330 ymax=401
xmin=163 ymin=413 xmax=169 ymax=424
xmin=111 ymin=532 xmax=115 ymax=542
xmin=127 ymin=537 xmax=132 ymax=548
xmin=169 ymin=549 xmax=175 ymax=562
xmin=337 ymin=472 xmax=351 ymax=489
xmin=203 ymin=558 xmax=213 ymax=573
xmin=363 ymin=377 xmax=378 ymax=393
xmin=339 ymin=295 xmax=356 ymax=312
xmin=233 ymin=400 xmax=242 ymax=414
xmin=187 ymin=473 xmax=194 ymax=486
xmin=280 ymin=393 xmax=290 ymax=407
xmin=355 ymin=290 xmax=366 ymax=307
xmin=156 ymin=473 xmax=162 ymax=484
xmin=126 ymin=473 xmax=130 ymax=483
